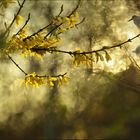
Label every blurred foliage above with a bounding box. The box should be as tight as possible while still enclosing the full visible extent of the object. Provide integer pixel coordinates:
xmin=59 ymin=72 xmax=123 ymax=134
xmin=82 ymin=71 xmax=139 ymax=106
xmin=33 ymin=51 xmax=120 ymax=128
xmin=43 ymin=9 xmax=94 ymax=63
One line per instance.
xmin=1 ymin=66 xmax=140 ymax=139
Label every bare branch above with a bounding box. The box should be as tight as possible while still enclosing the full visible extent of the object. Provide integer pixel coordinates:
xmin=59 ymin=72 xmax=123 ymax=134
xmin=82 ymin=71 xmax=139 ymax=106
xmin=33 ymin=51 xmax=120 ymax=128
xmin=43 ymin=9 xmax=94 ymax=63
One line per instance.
xmin=76 ymin=17 xmax=85 ymax=27
xmin=57 ymin=5 xmax=63 ymax=17
xmin=44 ymin=23 xmax=62 ymax=39
xmin=36 ymin=72 xmax=67 ymax=78
xmin=7 ymin=52 xmax=67 ymax=78
xmin=17 ymin=0 xmax=21 ymax=6
xmin=68 ymin=0 xmax=81 ymax=17
xmin=7 ymin=54 xmax=27 ymax=75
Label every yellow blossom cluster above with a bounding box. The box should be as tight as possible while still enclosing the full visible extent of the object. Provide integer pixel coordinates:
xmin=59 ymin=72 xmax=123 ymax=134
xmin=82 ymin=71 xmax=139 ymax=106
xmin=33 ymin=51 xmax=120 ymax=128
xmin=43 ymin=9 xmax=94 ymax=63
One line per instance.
xmin=53 ymin=12 xmax=79 ymax=34
xmin=73 ymin=54 xmax=93 ymax=67
xmin=73 ymin=49 xmax=112 ymax=67
xmin=73 ymin=50 xmax=93 ymax=67
xmin=53 ymin=12 xmax=79 ymax=28
xmin=7 ymin=28 xmax=63 ymax=57
xmin=65 ymin=12 xmax=79 ymax=28
xmin=24 ymin=72 xmax=45 ymax=87
xmin=7 ymin=11 xmax=79 ymax=58
xmin=21 ymin=72 xmax=69 ymax=87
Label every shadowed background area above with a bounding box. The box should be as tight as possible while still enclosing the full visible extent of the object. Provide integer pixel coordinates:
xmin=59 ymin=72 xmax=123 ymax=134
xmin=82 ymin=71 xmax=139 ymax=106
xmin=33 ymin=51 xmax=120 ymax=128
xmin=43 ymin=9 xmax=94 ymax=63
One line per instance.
xmin=0 ymin=0 xmax=140 ymax=139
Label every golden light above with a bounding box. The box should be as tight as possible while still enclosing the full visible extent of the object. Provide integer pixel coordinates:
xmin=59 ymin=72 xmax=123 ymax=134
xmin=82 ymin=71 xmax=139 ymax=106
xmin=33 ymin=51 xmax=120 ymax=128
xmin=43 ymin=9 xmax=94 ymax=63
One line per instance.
xmin=106 ymin=59 xmax=115 ymax=67
xmin=119 ymin=5 xmax=126 ymax=11
xmin=126 ymin=31 xmax=136 ymax=38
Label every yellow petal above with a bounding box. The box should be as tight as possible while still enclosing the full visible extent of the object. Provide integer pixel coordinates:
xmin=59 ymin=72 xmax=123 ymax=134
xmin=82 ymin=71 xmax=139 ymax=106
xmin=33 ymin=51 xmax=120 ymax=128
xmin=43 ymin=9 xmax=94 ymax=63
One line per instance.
xmin=16 ymin=15 xmax=23 ymax=26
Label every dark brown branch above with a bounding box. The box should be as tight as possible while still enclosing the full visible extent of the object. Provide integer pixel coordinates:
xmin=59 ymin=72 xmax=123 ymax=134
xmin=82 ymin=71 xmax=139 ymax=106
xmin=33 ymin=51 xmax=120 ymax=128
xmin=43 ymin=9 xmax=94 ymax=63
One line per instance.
xmin=76 ymin=17 xmax=85 ymax=26
xmin=68 ymin=0 xmax=81 ymax=17
xmin=36 ymin=72 xmax=67 ymax=78
xmin=17 ymin=0 xmax=21 ymax=6
xmin=15 ymin=13 xmax=30 ymax=36
xmin=7 ymin=54 xmax=27 ymax=75
xmin=7 ymin=52 xmax=66 ymax=78
xmin=32 ymin=33 xmax=140 ymax=56
xmin=57 ymin=5 xmax=63 ymax=17
xmin=44 ymin=23 xmax=62 ymax=39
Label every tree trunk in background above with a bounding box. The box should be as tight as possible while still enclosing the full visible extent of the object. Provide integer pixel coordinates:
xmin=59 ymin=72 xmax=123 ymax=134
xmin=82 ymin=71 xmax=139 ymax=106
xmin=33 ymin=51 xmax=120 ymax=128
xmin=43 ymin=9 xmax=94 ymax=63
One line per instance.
xmin=45 ymin=2 xmax=59 ymax=98
xmin=43 ymin=2 xmax=59 ymax=139
xmin=85 ymin=35 xmax=94 ymax=76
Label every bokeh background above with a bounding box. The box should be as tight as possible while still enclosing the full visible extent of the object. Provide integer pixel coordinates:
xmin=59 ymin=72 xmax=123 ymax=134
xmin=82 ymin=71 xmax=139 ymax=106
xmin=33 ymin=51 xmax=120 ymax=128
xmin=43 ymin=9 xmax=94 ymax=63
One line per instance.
xmin=0 ymin=0 xmax=140 ymax=139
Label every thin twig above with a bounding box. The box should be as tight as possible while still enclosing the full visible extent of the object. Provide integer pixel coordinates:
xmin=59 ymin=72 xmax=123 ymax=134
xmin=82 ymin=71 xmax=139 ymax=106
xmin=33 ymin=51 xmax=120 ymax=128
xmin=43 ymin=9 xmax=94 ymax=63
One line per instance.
xmin=44 ymin=0 xmax=81 ymax=39
xmin=57 ymin=5 xmax=63 ymax=17
xmin=68 ymin=0 xmax=81 ymax=17
xmin=36 ymin=72 xmax=67 ymax=78
xmin=7 ymin=54 xmax=27 ymax=75
xmin=17 ymin=0 xmax=21 ymax=6
xmin=7 ymin=52 xmax=66 ymax=77
xmin=44 ymin=23 xmax=62 ymax=39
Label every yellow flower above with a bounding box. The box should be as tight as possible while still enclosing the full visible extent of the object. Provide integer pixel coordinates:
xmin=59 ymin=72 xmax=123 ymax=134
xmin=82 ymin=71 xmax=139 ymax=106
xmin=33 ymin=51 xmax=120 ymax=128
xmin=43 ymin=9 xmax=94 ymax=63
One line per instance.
xmin=47 ymin=77 xmax=58 ymax=87
xmin=73 ymin=50 xmax=92 ymax=66
xmin=74 ymin=54 xmax=87 ymax=66
xmin=58 ymin=76 xmax=69 ymax=86
xmin=24 ymin=72 xmax=45 ymax=87
xmin=65 ymin=12 xmax=79 ymax=28
xmin=58 ymin=28 xmax=67 ymax=33
xmin=16 ymin=15 xmax=23 ymax=26
xmin=19 ymin=72 xmax=69 ymax=87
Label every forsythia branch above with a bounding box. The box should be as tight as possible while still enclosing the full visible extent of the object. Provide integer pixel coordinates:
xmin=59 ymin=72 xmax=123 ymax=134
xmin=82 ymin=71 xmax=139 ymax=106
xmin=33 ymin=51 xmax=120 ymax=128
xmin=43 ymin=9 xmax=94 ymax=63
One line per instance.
xmin=32 ymin=33 xmax=140 ymax=56
xmin=3 ymin=0 xmax=81 ymax=87
xmin=44 ymin=0 xmax=81 ymax=39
